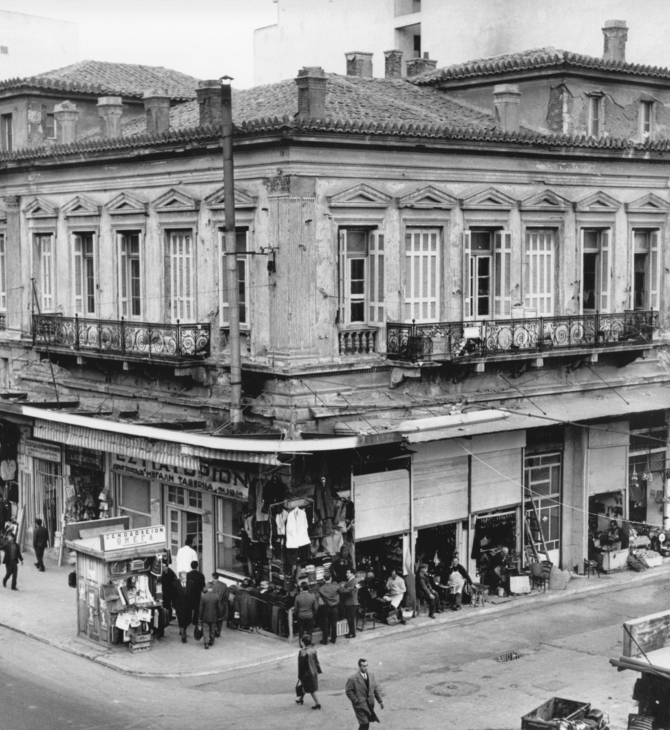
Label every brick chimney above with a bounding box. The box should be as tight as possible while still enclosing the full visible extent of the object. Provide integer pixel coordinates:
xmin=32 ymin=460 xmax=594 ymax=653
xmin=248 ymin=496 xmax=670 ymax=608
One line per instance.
xmin=602 ymin=20 xmax=628 ymax=63
xmin=406 ymin=52 xmax=437 ymax=77
xmin=384 ymin=50 xmax=403 ymax=79
xmin=296 ymin=67 xmax=327 ymax=120
xmin=345 ymin=52 xmax=373 ymax=78
xmin=493 ymin=84 xmax=522 ymax=132
xmin=97 ymin=96 xmax=123 ymax=138
xmin=197 ymin=80 xmax=222 ymax=126
xmin=144 ymin=88 xmax=171 ymax=136
xmin=53 ymin=100 xmax=78 ymax=145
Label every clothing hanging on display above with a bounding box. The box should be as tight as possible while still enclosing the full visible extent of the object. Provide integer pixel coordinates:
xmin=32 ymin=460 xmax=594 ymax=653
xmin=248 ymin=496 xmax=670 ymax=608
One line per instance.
xmin=286 ymin=507 xmax=311 ymax=549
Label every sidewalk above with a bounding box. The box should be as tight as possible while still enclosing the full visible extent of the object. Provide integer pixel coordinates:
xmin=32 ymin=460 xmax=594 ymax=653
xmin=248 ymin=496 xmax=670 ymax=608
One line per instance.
xmin=2 ymin=553 xmax=669 ymax=678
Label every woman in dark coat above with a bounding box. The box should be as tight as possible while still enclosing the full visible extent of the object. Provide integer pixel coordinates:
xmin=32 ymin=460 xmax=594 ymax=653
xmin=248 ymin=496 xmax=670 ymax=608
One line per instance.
xmin=296 ymin=634 xmax=322 ymax=710
xmin=172 ymin=571 xmax=194 ymax=643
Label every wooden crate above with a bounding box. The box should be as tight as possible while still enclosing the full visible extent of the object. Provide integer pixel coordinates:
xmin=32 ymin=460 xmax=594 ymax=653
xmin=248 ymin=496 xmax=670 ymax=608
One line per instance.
xmin=336 ymin=619 xmax=349 ymax=636
xmin=129 ymin=632 xmax=152 ymax=645
xmin=129 ymin=641 xmax=152 ymax=654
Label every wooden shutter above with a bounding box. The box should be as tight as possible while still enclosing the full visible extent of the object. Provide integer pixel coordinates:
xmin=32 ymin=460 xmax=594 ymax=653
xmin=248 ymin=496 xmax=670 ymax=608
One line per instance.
xmin=600 ymin=229 xmax=610 ymax=313
xmin=588 ymin=445 xmax=626 ymax=495
xmin=169 ymin=230 xmax=194 ymax=322
xmin=73 ymin=234 xmax=84 ymax=315
xmin=650 ymin=230 xmax=660 ymax=311
xmin=525 ymin=229 xmax=554 ymax=315
xmin=471 ymin=448 xmax=522 ymax=512
xmin=0 ymin=233 xmax=5 ymax=311
xmin=353 ymin=469 xmax=410 ymax=540
xmin=404 ymin=228 xmax=439 ymax=323
xmin=413 ymin=455 xmax=469 ymax=527
xmin=338 ymin=229 xmax=346 ymax=325
xmin=494 ymin=231 xmax=512 ymax=317
xmin=221 ymin=230 xmax=248 ymax=326
xmin=39 ymin=235 xmax=54 ymax=313
xmin=463 ymin=231 xmax=472 ymax=320
xmin=368 ymin=230 xmax=385 ymax=324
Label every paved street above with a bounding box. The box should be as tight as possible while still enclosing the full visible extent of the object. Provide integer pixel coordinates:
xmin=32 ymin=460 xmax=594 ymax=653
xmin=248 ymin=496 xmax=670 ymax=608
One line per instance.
xmin=1 ymin=576 xmax=667 ymax=729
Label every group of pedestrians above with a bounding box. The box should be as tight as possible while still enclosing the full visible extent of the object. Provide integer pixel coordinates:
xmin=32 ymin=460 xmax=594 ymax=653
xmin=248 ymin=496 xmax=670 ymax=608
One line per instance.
xmin=1 ymin=518 xmax=49 ymax=590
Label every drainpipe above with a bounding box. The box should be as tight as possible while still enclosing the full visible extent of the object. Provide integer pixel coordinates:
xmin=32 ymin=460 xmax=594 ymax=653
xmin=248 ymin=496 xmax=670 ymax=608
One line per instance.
xmin=220 ymin=77 xmax=242 ymax=429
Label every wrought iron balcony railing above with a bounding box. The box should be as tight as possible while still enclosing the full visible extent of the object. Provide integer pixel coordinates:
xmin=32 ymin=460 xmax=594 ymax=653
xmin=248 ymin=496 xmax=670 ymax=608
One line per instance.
xmin=387 ymin=310 xmax=658 ymax=364
xmin=0 ymin=313 xmax=5 ymax=330
xmin=338 ymin=327 xmax=379 ymax=356
xmin=32 ymin=314 xmax=211 ymax=362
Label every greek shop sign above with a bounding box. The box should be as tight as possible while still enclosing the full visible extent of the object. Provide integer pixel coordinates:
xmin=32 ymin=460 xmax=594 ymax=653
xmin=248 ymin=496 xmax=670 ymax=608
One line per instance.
xmin=101 ymin=525 xmax=166 ymax=551
xmin=110 ymin=455 xmax=250 ymax=501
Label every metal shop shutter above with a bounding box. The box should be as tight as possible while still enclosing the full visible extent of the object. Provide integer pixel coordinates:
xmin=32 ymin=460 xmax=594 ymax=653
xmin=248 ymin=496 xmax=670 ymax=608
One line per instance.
xmin=413 ymin=455 xmax=469 ymax=528
xmin=588 ymin=445 xmax=627 ymax=495
xmin=470 ymin=448 xmax=522 ymax=513
xmin=353 ymin=469 xmax=410 ymax=541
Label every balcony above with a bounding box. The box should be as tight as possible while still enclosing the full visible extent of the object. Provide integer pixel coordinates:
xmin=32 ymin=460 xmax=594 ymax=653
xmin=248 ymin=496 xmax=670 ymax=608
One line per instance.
xmin=338 ymin=327 xmax=380 ymax=356
xmin=32 ymin=314 xmax=211 ymax=363
xmin=387 ymin=311 xmax=658 ymax=364
xmin=0 ymin=313 xmax=5 ymax=330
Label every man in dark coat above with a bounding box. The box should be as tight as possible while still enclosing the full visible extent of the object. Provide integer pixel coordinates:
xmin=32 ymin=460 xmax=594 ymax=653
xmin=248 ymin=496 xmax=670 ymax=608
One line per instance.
xmin=209 ymin=573 xmax=228 ymax=637
xmin=187 ymin=560 xmax=206 ymax=626
xmin=417 ymin=564 xmax=441 ymax=618
xmin=33 ymin=518 xmax=49 ymax=572
xmin=345 ymin=658 xmax=384 ymax=729
xmin=173 ymin=571 xmax=194 ymax=643
xmin=160 ymin=563 xmax=177 ymax=622
xmin=2 ymin=533 xmax=23 ymax=590
xmin=199 ymin=581 xmax=222 ymax=649
xmin=338 ymin=568 xmax=359 ymax=638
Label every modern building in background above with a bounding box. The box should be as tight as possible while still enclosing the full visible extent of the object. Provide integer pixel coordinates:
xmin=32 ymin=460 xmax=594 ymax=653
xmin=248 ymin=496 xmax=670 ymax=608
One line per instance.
xmin=0 ymin=19 xmax=668 ymax=595
xmin=254 ymin=0 xmax=670 ymax=84
xmin=0 ymin=10 xmax=78 ymax=81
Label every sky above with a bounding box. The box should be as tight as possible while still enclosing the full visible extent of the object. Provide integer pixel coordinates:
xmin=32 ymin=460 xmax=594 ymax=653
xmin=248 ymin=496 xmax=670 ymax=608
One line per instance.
xmin=0 ymin=0 xmax=278 ymax=88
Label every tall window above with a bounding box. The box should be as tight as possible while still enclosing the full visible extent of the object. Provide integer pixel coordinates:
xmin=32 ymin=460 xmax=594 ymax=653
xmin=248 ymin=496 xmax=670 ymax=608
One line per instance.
xmin=35 ymin=233 xmax=54 ymax=312
xmin=167 ymin=229 xmax=195 ymax=322
xmin=631 ymin=229 xmax=660 ymax=311
xmin=640 ymin=101 xmax=653 ymax=140
xmin=118 ymin=231 xmax=142 ymax=319
xmin=0 ymin=233 xmax=6 ymax=312
xmin=463 ymin=229 xmax=511 ymax=319
xmin=73 ymin=233 xmax=95 ymax=316
xmin=0 ymin=113 xmax=12 ymax=152
xmin=115 ymin=474 xmax=151 ymax=528
xmin=524 ymin=228 xmax=555 ymax=316
xmin=525 ymin=453 xmax=561 ymax=553
xmin=404 ymin=228 xmax=438 ymax=322
xmin=338 ymin=228 xmax=385 ymax=326
xmin=588 ymin=96 xmax=601 ymax=138
xmin=215 ymin=497 xmax=245 ymax=575
xmin=581 ymin=229 xmax=610 ymax=313
xmin=220 ymin=228 xmax=248 ymax=327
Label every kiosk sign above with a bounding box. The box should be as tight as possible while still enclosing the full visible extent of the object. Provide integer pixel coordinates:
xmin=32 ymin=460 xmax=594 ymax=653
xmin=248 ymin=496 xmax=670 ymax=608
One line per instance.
xmin=100 ymin=525 xmax=166 ymax=552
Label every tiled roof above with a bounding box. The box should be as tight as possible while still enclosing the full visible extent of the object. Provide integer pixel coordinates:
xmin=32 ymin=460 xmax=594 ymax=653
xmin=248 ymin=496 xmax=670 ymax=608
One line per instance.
xmin=0 ymin=60 xmax=199 ymax=100
xmin=413 ymin=47 xmax=670 ymax=84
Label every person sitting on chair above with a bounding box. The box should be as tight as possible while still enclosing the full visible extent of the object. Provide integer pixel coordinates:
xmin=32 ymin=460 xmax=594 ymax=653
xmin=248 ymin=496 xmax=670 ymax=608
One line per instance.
xmin=445 ymin=556 xmax=473 ymax=611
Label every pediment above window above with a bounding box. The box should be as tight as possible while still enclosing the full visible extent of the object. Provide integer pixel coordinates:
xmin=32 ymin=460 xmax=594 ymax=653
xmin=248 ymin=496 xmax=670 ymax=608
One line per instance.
xmin=625 ymin=193 xmax=670 ymax=214
xmin=327 ymin=183 xmax=392 ymax=208
xmin=61 ymin=195 xmax=101 ymax=218
xmin=575 ymin=191 xmax=621 ymax=212
xmin=520 ymin=189 xmax=571 ymax=212
xmin=24 ymin=196 xmax=58 ymax=219
xmin=152 ymin=188 xmax=200 ymax=213
xmin=105 ymin=192 xmax=148 ymax=215
xmin=204 ymin=186 xmax=258 ymax=209
xmin=460 ymin=187 xmax=516 ymax=210
xmin=397 ymin=185 xmax=457 ymax=209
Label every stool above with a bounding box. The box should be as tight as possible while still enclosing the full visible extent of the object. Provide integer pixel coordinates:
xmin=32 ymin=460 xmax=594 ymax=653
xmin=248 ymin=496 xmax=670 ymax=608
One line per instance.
xmin=469 ymin=583 xmax=487 ymax=608
xmin=584 ymin=558 xmax=600 ymax=578
xmin=356 ymin=607 xmax=377 ymax=632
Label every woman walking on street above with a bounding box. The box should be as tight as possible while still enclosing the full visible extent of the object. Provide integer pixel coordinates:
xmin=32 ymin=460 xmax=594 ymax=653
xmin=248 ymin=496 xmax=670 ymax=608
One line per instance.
xmin=296 ymin=634 xmax=322 ymax=710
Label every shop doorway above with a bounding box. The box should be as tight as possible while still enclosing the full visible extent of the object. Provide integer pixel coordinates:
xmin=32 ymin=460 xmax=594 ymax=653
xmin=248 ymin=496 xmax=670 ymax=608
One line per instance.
xmin=415 ymin=522 xmax=462 ymax=567
xmin=167 ymin=507 xmax=203 ymax=566
xmin=588 ymin=491 xmax=625 ymax=535
xmin=34 ymin=458 xmax=61 ymax=545
xmin=470 ymin=509 xmax=519 ymax=581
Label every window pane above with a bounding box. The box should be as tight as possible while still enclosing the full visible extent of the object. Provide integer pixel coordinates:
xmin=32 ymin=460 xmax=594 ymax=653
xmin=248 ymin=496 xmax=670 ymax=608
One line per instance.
xmin=346 ymin=230 xmax=367 ymax=254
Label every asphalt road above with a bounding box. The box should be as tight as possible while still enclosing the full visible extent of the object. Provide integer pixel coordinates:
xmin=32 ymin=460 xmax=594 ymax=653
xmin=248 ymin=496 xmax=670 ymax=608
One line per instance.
xmin=1 ymin=578 xmax=668 ymax=729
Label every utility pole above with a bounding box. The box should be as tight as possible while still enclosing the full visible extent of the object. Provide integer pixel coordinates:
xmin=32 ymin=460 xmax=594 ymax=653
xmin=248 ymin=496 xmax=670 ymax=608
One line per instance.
xmin=221 ymin=77 xmax=242 ymax=429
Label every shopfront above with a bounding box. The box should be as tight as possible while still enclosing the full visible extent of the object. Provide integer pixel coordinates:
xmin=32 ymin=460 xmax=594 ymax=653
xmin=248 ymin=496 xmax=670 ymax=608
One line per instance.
xmin=64 ymin=446 xmax=106 ymax=523
xmin=587 ymin=420 xmax=628 ymax=534
xmin=25 ymin=438 xmax=63 ymax=546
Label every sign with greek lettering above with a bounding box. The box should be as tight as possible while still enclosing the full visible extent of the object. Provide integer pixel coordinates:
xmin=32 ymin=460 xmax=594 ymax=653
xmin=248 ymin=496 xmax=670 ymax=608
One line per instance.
xmin=110 ymin=455 xmax=250 ymax=501
xmin=25 ymin=439 xmax=62 ymax=463
xmin=100 ymin=525 xmax=166 ymax=552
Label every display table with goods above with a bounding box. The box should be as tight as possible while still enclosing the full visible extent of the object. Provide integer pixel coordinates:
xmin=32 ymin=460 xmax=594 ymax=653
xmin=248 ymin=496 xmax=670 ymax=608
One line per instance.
xmin=600 ymin=547 xmax=630 ymax=573
xmin=65 ymin=518 xmax=167 ymax=652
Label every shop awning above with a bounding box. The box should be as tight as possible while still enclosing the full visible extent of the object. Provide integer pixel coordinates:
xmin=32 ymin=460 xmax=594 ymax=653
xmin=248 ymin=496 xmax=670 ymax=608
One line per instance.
xmin=181 ymin=445 xmax=281 ymax=466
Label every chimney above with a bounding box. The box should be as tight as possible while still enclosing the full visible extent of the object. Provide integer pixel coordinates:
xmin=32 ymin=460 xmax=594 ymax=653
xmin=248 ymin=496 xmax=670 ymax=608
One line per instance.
xmin=97 ymin=96 xmax=123 ymax=139
xmin=602 ymin=20 xmax=628 ymax=63
xmin=53 ymin=100 xmax=78 ymax=145
xmin=406 ymin=52 xmax=437 ymax=77
xmin=345 ymin=52 xmax=373 ymax=78
xmin=493 ymin=84 xmax=522 ymax=132
xmin=296 ymin=67 xmax=327 ymax=120
xmin=197 ymin=80 xmax=222 ymax=126
xmin=144 ymin=88 xmax=171 ymax=136
xmin=384 ymin=50 xmax=403 ymax=79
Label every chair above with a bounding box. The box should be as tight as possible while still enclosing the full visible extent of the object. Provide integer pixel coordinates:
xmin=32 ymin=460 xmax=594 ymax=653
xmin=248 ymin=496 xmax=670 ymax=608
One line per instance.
xmin=584 ymin=558 xmax=601 ymax=578
xmin=529 ymin=560 xmax=552 ymax=591
xmin=356 ymin=605 xmax=377 ymax=632
xmin=469 ymin=582 xmax=487 ymax=608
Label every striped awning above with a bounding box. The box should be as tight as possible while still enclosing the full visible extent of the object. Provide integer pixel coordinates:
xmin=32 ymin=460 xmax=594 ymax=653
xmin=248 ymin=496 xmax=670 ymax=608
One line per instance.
xmin=33 ymin=420 xmax=199 ymax=470
xmin=181 ymin=444 xmax=281 ymax=466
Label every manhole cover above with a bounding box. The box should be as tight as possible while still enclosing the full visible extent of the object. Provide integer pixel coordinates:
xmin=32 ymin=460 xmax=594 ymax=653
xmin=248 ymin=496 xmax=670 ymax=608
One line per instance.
xmin=427 ymin=681 xmax=479 ymax=697
xmin=494 ymin=650 xmax=524 ymax=663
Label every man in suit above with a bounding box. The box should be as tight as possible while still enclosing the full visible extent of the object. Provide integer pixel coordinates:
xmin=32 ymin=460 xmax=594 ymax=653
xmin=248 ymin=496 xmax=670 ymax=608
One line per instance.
xmin=345 ymin=658 xmax=384 ymax=729
xmin=2 ymin=533 xmax=23 ymax=590
xmin=33 ymin=518 xmax=49 ymax=572
xmin=187 ymin=560 xmax=206 ymax=626
xmin=417 ymin=563 xmax=441 ymax=618
xmin=209 ymin=573 xmax=229 ymax=637
xmin=198 ymin=581 xmax=222 ymax=649
xmin=338 ymin=568 xmax=359 ymax=638
xmin=173 ymin=571 xmax=194 ymax=643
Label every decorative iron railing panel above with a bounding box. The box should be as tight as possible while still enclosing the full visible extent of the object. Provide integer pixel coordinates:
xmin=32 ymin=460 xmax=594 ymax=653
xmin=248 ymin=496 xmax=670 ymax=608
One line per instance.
xmin=32 ymin=314 xmax=210 ymax=361
xmin=0 ymin=313 xmax=5 ymax=330
xmin=338 ymin=328 xmax=379 ymax=356
xmin=387 ymin=311 xmax=658 ymax=363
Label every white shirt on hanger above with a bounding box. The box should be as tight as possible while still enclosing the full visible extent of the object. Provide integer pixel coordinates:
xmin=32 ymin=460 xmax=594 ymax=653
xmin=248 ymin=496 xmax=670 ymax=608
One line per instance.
xmin=285 ymin=507 xmax=310 ymax=548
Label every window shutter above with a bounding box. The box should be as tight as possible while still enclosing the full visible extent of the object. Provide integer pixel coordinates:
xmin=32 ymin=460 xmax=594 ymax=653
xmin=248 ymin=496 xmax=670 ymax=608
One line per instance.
xmin=525 ymin=230 xmax=554 ymax=315
xmin=338 ymin=229 xmax=346 ymax=325
xmin=40 ymin=235 xmax=53 ymax=313
xmin=650 ymin=229 xmax=660 ymax=311
xmin=404 ymin=228 xmax=440 ymax=323
xmin=368 ymin=230 xmax=385 ymax=324
xmin=169 ymin=231 xmax=194 ymax=323
xmin=220 ymin=231 xmax=229 ymax=326
xmin=463 ymin=231 xmax=472 ymax=320
xmin=73 ymin=235 xmax=83 ymax=315
xmin=494 ymin=230 xmax=512 ymax=317
xmin=0 ymin=234 xmax=6 ymax=312
xmin=600 ymin=229 xmax=610 ymax=313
